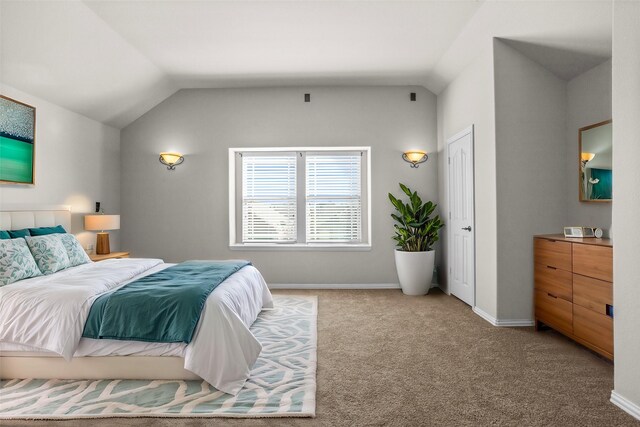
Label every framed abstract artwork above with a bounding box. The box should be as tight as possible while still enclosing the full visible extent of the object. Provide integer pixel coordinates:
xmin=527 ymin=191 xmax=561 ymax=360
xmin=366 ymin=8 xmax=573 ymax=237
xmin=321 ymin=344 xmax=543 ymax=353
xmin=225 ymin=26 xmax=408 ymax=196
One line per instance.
xmin=0 ymin=95 xmax=36 ymax=184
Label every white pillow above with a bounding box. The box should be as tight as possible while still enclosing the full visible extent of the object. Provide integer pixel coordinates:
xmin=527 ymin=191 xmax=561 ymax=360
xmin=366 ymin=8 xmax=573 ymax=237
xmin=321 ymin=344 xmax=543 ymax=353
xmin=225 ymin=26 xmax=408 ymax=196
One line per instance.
xmin=58 ymin=234 xmax=92 ymax=267
xmin=25 ymin=235 xmax=71 ymax=275
xmin=0 ymin=238 xmax=42 ymax=286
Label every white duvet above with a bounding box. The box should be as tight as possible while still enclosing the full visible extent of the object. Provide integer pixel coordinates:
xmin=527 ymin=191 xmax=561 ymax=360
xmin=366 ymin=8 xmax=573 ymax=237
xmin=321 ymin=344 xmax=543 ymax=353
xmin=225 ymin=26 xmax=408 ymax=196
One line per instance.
xmin=0 ymin=258 xmax=273 ymax=395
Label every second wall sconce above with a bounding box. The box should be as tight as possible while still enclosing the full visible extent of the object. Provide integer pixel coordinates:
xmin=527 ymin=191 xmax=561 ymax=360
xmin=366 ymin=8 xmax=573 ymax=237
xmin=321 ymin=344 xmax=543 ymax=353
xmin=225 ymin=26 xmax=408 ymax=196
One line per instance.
xmin=159 ymin=152 xmax=184 ymax=170
xmin=402 ymin=150 xmax=428 ymax=168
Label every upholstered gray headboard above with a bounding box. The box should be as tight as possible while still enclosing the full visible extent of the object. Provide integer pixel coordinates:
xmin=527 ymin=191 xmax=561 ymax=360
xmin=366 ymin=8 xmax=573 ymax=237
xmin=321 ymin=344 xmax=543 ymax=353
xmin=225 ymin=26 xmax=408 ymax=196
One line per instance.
xmin=0 ymin=205 xmax=71 ymax=232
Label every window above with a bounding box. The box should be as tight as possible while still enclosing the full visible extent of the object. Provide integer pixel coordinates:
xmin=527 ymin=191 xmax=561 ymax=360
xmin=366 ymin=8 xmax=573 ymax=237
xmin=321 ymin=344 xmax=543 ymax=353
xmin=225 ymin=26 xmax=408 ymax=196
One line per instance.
xmin=242 ymin=154 xmax=297 ymax=243
xmin=306 ymin=153 xmax=361 ymax=242
xmin=229 ymin=147 xmax=370 ymax=250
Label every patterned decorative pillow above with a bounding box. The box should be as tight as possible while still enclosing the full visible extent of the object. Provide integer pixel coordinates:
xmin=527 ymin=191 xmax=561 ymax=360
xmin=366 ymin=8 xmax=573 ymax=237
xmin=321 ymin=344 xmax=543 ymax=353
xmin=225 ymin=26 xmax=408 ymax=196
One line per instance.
xmin=58 ymin=234 xmax=92 ymax=267
xmin=25 ymin=235 xmax=71 ymax=275
xmin=0 ymin=238 xmax=42 ymax=286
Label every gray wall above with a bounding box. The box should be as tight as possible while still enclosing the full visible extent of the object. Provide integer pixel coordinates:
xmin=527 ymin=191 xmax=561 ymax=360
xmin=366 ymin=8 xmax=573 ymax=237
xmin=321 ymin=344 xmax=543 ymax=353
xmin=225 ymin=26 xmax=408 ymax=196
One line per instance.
xmin=493 ymin=40 xmax=568 ymax=320
xmin=0 ymin=84 xmax=121 ymax=250
xmin=120 ymin=86 xmax=438 ymax=285
xmin=437 ymin=40 xmax=498 ymax=317
xmin=612 ymin=0 xmax=640 ymax=412
xmin=566 ymin=59 xmax=612 ymax=233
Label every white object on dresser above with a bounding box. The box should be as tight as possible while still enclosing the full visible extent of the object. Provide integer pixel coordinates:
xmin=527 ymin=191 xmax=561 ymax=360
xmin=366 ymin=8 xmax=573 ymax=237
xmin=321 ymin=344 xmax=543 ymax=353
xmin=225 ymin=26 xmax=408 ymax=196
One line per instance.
xmin=563 ymin=226 xmax=595 ymax=238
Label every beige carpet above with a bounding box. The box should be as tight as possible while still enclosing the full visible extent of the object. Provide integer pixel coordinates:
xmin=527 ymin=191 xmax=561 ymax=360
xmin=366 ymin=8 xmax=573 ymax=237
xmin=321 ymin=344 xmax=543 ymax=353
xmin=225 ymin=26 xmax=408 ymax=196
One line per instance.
xmin=6 ymin=289 xmax=637 ymax=426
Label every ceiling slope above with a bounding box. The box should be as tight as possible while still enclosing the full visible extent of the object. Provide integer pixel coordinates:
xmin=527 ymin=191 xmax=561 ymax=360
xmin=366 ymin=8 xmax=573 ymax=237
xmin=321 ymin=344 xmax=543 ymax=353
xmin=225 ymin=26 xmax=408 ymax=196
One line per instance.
xmin=0 ymin=1 xmax=613 ymax=128
xmin=0 ymin=0 xmax=178 ymax=128
xmin=425 ymin=0 xmax=612 ymax=93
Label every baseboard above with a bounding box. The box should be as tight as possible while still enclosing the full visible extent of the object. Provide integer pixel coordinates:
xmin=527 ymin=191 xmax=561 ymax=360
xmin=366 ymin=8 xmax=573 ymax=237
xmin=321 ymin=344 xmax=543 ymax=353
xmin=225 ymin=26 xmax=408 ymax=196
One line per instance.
xmin=268 ymin=283 xmax=401 ymax=290
xmin=611 ymin=391 xmax=640 ymax=420
xmin=472 ymin=306 xmax=534 ymax=327
xmin=268 ymin=282 xmax=442 ymax=290
xmin=473 ymin=306 xmax=498 ymax=325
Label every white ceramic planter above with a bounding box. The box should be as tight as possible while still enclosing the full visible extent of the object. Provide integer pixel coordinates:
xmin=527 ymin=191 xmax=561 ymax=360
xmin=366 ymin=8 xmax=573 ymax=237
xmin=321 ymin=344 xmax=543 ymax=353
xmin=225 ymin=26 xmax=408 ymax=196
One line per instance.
xmin=394 ymin=249 xmax=435 ymax=296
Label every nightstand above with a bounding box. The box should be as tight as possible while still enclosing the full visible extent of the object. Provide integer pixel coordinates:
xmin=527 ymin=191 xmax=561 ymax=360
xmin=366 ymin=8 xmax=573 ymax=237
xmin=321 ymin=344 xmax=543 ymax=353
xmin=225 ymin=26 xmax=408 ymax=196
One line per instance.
xmin=90 ymin=251 xmax=130 ymax=262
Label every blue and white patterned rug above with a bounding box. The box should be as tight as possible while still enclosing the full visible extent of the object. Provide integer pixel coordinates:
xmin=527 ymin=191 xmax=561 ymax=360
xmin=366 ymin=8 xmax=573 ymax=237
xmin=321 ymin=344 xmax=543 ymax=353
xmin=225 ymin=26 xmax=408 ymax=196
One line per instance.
xmin=0 ymin=295 xmax=317 ymax=419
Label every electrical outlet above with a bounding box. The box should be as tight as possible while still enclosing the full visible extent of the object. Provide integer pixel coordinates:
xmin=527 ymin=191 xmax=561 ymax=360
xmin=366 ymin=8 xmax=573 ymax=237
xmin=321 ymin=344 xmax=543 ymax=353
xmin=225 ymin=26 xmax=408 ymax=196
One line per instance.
xmin=87 ymin=244 xmax=94 ymax=251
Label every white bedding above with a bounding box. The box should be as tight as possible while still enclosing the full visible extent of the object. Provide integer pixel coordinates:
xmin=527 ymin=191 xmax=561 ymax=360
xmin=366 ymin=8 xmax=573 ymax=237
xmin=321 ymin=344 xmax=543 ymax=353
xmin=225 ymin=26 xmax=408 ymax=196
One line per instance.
xmin=0 ymin=258 xmax=273 ymax=395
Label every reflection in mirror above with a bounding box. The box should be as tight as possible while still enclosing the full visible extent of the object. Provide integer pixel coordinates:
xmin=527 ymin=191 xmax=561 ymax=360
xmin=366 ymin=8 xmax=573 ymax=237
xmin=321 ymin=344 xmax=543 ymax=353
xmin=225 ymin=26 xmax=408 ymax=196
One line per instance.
xmin=579 ymin=120 xmax=612 ymax=202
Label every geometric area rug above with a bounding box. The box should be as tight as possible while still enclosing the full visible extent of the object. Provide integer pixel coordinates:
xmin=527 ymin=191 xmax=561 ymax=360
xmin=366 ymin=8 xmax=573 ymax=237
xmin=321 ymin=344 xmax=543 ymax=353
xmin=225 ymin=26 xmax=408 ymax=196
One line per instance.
xmin=0 ymin=295 xmax=317 ymax=419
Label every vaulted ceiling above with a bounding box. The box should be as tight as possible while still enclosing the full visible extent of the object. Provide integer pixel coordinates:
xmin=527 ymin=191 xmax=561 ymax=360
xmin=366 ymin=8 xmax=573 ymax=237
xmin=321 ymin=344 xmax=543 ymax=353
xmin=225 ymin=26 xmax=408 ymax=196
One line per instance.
xmin=0 ymin=1 xmax=612 ymax=129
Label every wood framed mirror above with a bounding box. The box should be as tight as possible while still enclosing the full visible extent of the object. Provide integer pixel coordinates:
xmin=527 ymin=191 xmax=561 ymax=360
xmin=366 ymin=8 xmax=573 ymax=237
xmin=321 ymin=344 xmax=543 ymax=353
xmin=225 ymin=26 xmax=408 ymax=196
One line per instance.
xmin=579 ymin=119 xmax=612 ymax=202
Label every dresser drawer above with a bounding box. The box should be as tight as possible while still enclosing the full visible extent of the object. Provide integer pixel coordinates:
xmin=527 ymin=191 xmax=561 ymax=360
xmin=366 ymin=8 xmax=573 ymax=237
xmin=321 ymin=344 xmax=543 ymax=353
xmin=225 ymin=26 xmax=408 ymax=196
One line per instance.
xmin=535 ymin=263 xmax=572 ymax=301
xmin=574 ymin=304 xmax=613 ymax=356
xmin=534 ymin=239 xmax=572 ymax=271
xmin=573 ymin=244 xmax=613 ymax=282
xmin=573 ymin=274 xmax=612 ymax=315
xmin=535 ymin=289 xmax=573 ymax=334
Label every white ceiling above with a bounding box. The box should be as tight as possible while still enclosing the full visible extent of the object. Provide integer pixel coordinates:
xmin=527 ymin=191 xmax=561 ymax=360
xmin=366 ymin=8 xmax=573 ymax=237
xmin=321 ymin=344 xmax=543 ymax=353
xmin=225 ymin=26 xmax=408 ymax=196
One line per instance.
xmin=0 ymin=1 xmax=613 ymax=129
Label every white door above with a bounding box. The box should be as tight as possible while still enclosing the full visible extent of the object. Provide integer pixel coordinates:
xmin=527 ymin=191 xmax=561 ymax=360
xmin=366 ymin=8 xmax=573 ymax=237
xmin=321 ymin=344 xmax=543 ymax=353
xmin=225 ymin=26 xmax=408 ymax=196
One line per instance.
xmin=447 ymin=126 xmax=475 ymax=306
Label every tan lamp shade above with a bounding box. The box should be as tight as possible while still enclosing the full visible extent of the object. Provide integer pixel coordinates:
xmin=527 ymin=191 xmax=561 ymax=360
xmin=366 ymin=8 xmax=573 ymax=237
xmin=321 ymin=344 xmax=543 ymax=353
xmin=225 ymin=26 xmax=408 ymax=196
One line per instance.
xmin=85 ymin=215 xmax=120 ymax=255
xmin=404 ymin=151 xmax=427 ymax=162
xmin=581 ymin=152 xmax=596 ymax=162
xmin=84 ymin=215 xmax=120 ymax=231
xmin=402 ymin=150 xmax=428 ymax=168
xmin=159 ymin=152 xmax=183 ymax=165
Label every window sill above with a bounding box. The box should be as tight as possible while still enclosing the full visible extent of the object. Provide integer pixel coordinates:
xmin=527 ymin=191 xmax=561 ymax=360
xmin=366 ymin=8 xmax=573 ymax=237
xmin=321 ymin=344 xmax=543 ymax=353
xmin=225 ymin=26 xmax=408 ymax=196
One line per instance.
xmin=229 ymin=243 xmax=372 ymax=252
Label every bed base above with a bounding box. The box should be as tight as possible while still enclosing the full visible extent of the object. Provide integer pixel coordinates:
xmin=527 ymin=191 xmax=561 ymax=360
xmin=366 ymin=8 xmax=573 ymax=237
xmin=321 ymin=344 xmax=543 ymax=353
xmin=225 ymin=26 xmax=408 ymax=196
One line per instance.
xmin=0 ymin=356 xmax=201 ymax=381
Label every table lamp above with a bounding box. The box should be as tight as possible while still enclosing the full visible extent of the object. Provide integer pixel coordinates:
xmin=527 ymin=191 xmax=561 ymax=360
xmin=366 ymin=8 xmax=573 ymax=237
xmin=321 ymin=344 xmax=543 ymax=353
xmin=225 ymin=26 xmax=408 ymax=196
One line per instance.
xmin=84 ymin=214 xmax=120 ymax=255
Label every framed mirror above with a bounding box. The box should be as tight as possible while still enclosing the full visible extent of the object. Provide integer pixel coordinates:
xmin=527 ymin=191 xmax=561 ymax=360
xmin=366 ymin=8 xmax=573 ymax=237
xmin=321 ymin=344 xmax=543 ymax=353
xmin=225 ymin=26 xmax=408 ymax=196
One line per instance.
xmin=579 ymin=120 xmax=612 ymax=202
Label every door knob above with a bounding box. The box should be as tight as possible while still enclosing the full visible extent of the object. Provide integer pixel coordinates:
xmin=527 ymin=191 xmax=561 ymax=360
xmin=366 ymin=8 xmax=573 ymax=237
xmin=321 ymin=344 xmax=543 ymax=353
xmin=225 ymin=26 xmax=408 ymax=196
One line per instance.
xmin=462 ymin=226 xmax=472 ymax=231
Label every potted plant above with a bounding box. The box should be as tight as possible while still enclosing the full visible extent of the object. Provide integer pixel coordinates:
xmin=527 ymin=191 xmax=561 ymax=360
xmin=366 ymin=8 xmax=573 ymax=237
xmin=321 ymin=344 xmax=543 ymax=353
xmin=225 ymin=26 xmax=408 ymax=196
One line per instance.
xmin=389 ymin=183 xmax=444 ymax=295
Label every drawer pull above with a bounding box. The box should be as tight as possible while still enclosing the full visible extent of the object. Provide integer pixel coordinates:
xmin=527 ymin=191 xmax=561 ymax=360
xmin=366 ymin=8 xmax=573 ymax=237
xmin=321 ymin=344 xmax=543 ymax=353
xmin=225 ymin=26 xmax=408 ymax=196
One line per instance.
xmin=547 ymin=293 xmax=558 ymax=299
xmin=546 ymin=265 xmax=557 ymax=270
xmin=606 ymin=304 xmax=614 ymax=318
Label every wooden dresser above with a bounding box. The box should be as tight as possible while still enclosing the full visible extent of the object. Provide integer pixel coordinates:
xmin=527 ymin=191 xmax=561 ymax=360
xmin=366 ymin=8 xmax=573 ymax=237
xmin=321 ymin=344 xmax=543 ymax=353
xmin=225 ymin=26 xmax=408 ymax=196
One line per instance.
xmin=534 ymin=234 xmax=613 ymax=359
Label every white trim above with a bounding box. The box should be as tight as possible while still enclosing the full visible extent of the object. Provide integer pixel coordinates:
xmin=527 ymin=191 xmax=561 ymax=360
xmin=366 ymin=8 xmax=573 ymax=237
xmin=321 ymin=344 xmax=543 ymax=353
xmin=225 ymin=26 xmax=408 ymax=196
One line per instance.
xmin=366 ymin=146 xmax=372 ymax=248
xmin=611 ymin=391 xmax=640 ymax=420
xmin=268 ymin=283 xmax=400 ymax=290
xmin=267 ymin=282 xmax=442 ymax=290
xmin=228 ymin=148 xmax=237 ymax=246
xmin=473 ymin=306 xmax=497 ymax=325
xmin=447 ymin=125 xmax=475 ymax=145
xmin=472 ymin=306 xmax=534 ymax=327
xmin=230 ymin=243 xmax=371 ymax=251
xmin=495 ymin=319 xmax=535 ymax=327
xmin=446 ymin=125 xmax=476 ymax=306
xmin=231 ymin=146 xmax=369 ymax=153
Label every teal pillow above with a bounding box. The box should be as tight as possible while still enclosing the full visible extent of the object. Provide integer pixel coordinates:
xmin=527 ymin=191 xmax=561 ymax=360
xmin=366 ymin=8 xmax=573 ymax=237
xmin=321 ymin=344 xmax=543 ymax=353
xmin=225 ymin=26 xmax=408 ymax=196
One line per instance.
xmin=0 ymin=231 xmax=10 ymax=240
xmin=25 ymin=235 xmax=71 ymax=275
xmin=58 ymin=234 xmax=91 ymax=267
xmin=29 ymin=225 xmax=67 ymax=236
xmin=8 ymin=229 xmax=30 ymax=238
xmin=0 ymin=238 xmax=42 ymax=286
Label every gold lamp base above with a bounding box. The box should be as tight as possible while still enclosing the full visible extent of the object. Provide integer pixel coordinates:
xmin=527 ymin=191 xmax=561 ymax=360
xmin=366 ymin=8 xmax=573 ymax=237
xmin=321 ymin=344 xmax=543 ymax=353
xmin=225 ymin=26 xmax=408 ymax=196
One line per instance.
xmin=96 ymin=232 xmax=111 ymax=255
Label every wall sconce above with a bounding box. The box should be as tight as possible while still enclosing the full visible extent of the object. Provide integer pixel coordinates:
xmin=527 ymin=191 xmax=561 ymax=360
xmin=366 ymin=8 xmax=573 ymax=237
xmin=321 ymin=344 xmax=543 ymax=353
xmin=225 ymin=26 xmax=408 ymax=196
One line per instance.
xmin=402 ymin=150 xmax=428 ymax=168
xmin=159 ymin=152 xmax=184 ymax=170
xmin=581 ymin=152 xmax=595 ymax=167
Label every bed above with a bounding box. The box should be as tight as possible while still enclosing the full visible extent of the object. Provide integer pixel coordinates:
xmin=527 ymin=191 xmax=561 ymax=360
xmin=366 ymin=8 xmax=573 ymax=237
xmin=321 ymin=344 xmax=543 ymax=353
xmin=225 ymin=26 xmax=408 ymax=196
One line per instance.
xmin=0 ymin=206 xmax=273 ymax=395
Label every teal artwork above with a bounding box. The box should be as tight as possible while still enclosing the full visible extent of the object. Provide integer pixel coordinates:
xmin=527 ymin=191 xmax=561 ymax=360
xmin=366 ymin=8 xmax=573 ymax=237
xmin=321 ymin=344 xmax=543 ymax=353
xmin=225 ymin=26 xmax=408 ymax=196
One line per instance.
xmin=590 ymin=168 xmax=612 ymax=200
xmin=0 ymin=96 xmax=35 ymax=184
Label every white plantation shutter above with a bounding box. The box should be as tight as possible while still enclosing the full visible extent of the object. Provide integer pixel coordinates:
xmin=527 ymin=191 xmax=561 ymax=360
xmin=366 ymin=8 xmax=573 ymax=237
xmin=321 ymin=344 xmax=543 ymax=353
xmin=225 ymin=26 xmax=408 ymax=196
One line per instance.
xmin=306 ymin=153 xmax=362 ymax=242
xmin=242 ymin=154 xmax=297 ymax=242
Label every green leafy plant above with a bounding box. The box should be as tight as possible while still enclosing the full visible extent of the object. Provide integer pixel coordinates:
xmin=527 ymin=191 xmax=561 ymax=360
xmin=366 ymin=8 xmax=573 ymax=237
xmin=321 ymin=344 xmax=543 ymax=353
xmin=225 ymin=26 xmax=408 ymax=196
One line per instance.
xmin=389 ymin=183 xmax=444 ymax=252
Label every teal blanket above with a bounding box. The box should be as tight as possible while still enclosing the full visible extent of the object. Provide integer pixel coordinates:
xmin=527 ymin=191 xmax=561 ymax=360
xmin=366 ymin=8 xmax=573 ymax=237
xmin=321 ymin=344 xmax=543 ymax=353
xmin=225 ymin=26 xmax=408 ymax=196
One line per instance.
xmin=82 ymin=260 xmax=251 ymax=343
